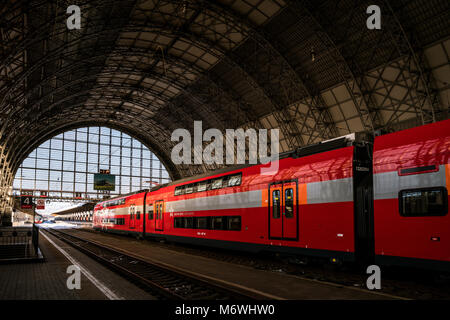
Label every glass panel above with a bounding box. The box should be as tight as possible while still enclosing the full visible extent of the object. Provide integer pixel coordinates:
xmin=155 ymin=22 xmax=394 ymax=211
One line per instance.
xmin=13 ymin=127 xmax=171 ymax=204
xmin=285 ymin=188 xmax=294 ymax=218
xmin=211 ymin=178 xmax=223 ymax=189
xmin=272 ymin=190 xmax=281 ymax=219
xmin=185 ymin=217 xmax=194 ymax=228
xmin=196 ymin=217 xmax=209 ymax=229
xmin=212 ymin=217 xmax=224 ymax=230
xmin=185 ymin=184 xmax=194 ymax=194
xmin=197 ymin=181 xmax=207 ymax=192
xmin=228 ymin=216 xmax=241 ymax=231
xmin=228 ymin=174 xmax=242 ymax=187
xmin=400 ymin=188 xmax=447 ymax=217
xmin=174 ymin=186 xmax=184 ymax=196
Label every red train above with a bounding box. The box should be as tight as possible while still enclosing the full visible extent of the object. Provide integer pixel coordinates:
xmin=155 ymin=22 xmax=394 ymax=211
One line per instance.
xmin=93 ymin=119 xmax=450 ymax=270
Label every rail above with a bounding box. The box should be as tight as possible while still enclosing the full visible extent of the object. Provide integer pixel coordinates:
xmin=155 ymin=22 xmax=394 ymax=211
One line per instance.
xmin=42 ymin=228 xmax=274 ymax=300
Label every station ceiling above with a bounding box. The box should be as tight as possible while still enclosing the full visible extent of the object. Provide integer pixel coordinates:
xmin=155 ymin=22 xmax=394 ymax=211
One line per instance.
xmin=1 ymin=0 xmax=449 ymax=182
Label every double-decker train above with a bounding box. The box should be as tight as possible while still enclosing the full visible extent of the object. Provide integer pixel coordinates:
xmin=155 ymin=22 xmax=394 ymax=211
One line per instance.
xmin=93 ymin=119 xmax=450 ymax=270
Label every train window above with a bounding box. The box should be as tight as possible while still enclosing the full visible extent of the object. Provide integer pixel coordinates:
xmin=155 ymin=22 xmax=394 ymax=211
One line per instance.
xmin=196 ymin=217 xmax=210 ymax=229
xmin=228 ymin=174 xmax=242 ymax=187
xmin=148 ymin=206 xmax=154 ymax=220
xmin=399 ymin=187 xmax=448 ymax=217
xmin=136 ymin=211 xmax=140 ymax=220
xmin=197 ymin=181 xmax=207 ymax=192
xmin=185 ymin=184 xmax=194 ymax=194
xmin=185 ymin=217 xmax=194 ymax=228
xmin=212 ymin=178 xmax=223 ymax=189
xmin=212 ymin=217 xmax=225 ymax=230
xmin=272 ymin=190 xmax=281 ymax=219
xmin=174 ymin=217 xmax=184 ymax=228
xmin=155 ymin=204 xmax=162 ymax=220
xmin=285 ymin=188 xmax=294 ymax=218
xmin=174 ymin=186 xmax=185 ymax=196
xmin=228 ymin=216 xmax=241 ymax=231
xmin=115 ymin=218 xmax=125 ymax=225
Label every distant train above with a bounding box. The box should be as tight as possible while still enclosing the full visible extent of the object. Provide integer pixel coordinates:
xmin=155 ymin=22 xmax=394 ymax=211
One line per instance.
xmin=93 ymin=120 xmax=450 ymax=271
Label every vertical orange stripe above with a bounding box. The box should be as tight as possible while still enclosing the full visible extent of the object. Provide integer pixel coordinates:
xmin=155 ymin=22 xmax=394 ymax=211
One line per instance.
xmin=298 ymin=183 xmax=307 ymax=205
xmin=446 ymin=164 xmax=450 ymax=191
xmin=261 ymin=188 xmax=268 ymax=207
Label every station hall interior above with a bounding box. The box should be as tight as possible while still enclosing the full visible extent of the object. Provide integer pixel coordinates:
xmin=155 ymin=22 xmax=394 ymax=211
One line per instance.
xmin=0 ymin=0 xmax=449 ymax=302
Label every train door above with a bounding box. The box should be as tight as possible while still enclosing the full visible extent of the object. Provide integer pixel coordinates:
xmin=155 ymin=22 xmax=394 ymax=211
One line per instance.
xmin=269 ymin=183 xmax=283 ymax=238
xmin=155 ymin=200 xmax=164 ymax=231
xmin=129 ymin=205 xmax=135 ymax=229
xmin=269 ymin=180 xmax=298 ymax=240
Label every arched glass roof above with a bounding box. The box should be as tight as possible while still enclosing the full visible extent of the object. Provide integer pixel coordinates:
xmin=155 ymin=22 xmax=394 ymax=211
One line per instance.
xmin=13 ymin=127 xmax=170 ymax=201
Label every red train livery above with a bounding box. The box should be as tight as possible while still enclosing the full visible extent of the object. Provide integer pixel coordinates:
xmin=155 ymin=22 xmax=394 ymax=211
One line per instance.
xmin=93 ymin=119 xmax=450 ymax=270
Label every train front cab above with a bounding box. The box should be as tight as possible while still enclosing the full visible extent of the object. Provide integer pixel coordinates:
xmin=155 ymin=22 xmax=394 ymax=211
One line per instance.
xmin=373 ymin=119 xmax=450 ymax=270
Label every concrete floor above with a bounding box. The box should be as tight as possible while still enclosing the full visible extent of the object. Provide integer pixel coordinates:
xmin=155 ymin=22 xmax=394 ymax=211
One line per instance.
xmin=0 ymin=229 xmax=155 ymax=300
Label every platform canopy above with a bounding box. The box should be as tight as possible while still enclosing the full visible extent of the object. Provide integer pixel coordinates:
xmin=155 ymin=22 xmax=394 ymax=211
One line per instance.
xmin=51 ymin=202 xmax=96 ymax=216
xmin=0 ymin=0 xmax=449 ymax=205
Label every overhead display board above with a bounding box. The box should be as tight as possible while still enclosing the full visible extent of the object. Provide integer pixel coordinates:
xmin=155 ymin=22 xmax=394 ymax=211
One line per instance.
xmin=94 ymin=173 xmax=116 ymax=191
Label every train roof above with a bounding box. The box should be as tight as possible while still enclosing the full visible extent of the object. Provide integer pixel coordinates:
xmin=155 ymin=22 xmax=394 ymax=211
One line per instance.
xmin=96 ymin=189 xmax=149 ymax=204
xmin=158 ymin=132 xmax=371 ymax=189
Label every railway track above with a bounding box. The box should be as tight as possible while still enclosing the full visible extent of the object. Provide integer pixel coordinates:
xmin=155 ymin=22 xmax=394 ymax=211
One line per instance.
xmin=42 ymin=228 xmax=274 ymax=300
xmin=72 ymin=227 xmax=450 ymax=300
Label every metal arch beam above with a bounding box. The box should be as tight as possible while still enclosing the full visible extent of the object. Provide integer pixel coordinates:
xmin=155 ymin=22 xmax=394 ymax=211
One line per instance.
xmin=10 ymin=45 xmax=255 ymax=132
xmin=8 ymin=94 xmax=167 ymax=164
xmin=0 ymin=0 xmax=133 ymax=72
xmin=293 ymin=0 xmax=384 ymax=132
xmin=382 ymin=0 xmax=439 ymax=124
xmin=7 ymin=98 xmax=180 ymax=171
xmin=11 ymin=76 xmax=177 ymax=122
xmin=9 ymin=100 xmax=219 ymax=180
xmin=0 ymin=45 xmax=213 ymax=139
xmin=1 ymin=87 xmax=161 ymax=148
xmin=0 ymin=24 xmax=241 ymax=137
xmin=10 ymin=118 xmax=183 ymax=182
xmin=0 ymin=43 xmax=221 ymax=114
xmin=2 ymin=38 xmax=235 ymax=128
xmin=1 ymin=3 xmax=138 ymax=139
xmin=199 ymin=3 xmax=307 ymax=147
xmin=2 ymin=16 xmax=313 ymax=150
xmin=10 ymin=117 xmax=170 ymax=180
xmin=3 ymin=28 xmax=305 ymax=157
xmin=204 ymin=0 xmax=339 ymax=143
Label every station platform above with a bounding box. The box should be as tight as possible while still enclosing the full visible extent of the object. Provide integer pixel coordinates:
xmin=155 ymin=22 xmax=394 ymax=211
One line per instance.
xmin=0 ymin=228 xmax=154 ymax=300
xmin=62 ymin=227 xmax=399 ymax=300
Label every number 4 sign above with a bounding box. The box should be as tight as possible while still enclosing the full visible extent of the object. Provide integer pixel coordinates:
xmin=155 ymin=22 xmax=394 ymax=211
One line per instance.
xmin=21 ymin=195 xmax=33 ymax=209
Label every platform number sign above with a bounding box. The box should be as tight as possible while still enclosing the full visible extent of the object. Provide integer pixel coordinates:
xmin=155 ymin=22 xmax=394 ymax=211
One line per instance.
xmin=36 ymin=199 xmax=45 ymax=210
xmin=21 ymin=195 xmax=33 ymax=209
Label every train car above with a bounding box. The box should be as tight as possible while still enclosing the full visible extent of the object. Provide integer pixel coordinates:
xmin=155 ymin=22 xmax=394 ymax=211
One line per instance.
xmin=93 ymin=192 xmax=147 ymax=235
xmin=95 ymin=133 xmax=374 ymax=264
xmin=373 ymin=119 xmax=450 ymax=270
xmin=93 ymin=119 xmax=449 ymax=270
